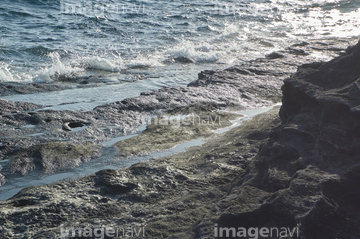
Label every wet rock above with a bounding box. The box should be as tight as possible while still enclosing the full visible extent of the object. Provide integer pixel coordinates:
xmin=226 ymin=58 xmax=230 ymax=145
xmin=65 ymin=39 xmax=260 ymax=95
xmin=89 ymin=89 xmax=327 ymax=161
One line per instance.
xmin=0 ymin=38 xmax=355 ymax=169
xmin=174 ymin=56 xmax=195 ymax=63
xmin=0 ymin=166 xmax=5 ymax=186
xmin=0 ymin=82 xmax=70 ymax=96
xmin=62 ymin=122 xmax=73 ymax=131
xmin=266 ymin=52 xmax=284 ymax=59
xmin=115 ymin=111 xmax=241 ymax=156
xmin=94 ymin=169 xmax=138 ymax=196
xmin=0 ymin=175 xmax=5 ymax=186
xmin=62 ymin=121 xmax=89 ymax=131
xmin=0 ymin=106 xmax=281 ymax=238
xmin=5 ymin=142 xmax=100 ymax=176
xmin=0 ymin=99 xmax=41 ymax=115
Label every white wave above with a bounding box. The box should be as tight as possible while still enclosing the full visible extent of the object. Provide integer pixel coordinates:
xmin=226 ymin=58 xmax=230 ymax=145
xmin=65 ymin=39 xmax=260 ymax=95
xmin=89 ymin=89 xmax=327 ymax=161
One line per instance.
xmin=78 ymin=56 xmax=121 ymax=72
xmin=221 ymin=23 xmax=240 ymax=38
xmin=167 ymin=41 xmax=221 ymax=63
xmin=33 ymin=52 xmax=84 ymax=83
xmin=0 ymin=62 xmax=32 ymax=83
xmin=0 ymin=63 xmax=16 ymax=82
xmin=126 ymin=54 xmax=164 ymax=69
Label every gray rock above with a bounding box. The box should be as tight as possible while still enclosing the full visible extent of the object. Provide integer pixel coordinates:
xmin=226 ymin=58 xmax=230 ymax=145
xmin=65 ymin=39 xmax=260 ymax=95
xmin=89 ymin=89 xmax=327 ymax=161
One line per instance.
xmin=5 ymin=142 xmax=100 ymax=176
xmin=0 ymin=166 xmax=5 ymax=186
xmin=0 ymin=99 xmax=41 ymax=115
xmin=0 ymin=174 xmax=5 ymax=186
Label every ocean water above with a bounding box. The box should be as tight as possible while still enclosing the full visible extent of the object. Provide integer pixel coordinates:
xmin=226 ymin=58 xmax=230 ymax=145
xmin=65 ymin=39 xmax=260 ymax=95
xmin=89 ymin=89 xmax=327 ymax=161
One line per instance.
xmin=1 ymin=0 xmax=360 ymax=93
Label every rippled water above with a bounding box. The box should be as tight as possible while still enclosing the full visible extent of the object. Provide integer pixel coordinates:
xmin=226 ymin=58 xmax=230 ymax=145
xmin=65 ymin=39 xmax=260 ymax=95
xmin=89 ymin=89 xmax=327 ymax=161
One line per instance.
xmin=1 ymin=0 xmax=360 ymax=88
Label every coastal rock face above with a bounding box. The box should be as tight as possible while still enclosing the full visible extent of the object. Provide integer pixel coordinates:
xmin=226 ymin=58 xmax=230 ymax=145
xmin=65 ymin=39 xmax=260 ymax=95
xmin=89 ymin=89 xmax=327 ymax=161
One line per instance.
xmin=215 ymin=41 xmax=360 ymax=238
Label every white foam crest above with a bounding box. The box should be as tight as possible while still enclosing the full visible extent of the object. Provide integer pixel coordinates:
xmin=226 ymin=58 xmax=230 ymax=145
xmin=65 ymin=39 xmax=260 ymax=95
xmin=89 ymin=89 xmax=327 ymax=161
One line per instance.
xmin=0 ymin=62 xmax=17 ymax=82
xmin=167 ymin=41 xmax=221 ymax=63
xmin=272 ymin=0 xmax=340 ymax=6
xmin=221 ymin=23 xmax=240 ymax=38
xmin=33 ymin=52 xmax=84 ymax=83
xmin=77 ymin=56 xmax=122 ymax=72
xmin=126 ymin=54 xmax=164 ymax=69
xmin=0 ymin=62 xmax=32 ymax=83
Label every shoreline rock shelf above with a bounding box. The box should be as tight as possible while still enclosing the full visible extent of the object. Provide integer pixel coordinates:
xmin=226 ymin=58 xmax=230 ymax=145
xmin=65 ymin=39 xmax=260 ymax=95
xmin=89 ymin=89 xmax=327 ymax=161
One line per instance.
xmin=0 ymin=38 xmax=360 ymax=238
xmin=0 ymin=38 xmax=356 ymax=182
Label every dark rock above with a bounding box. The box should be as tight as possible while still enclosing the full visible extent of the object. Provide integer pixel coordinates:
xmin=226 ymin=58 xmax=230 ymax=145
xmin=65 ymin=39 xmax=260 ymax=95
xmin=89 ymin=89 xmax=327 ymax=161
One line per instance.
xmin=0 ymin=174 xmax=4 ymax=186
xmin=5 ymin=142 xmax=100 ymax=176
xmin=94 ymin=169 xmax=138 ymax=196
xmin=62 ymin=121 xmax=89 ymax=131
xmin=0 ymin=99 xmax=41 ymax=115
xmin=0 ymin=166 xmax=5 ymax=186
xmin=287 ymin=47 xmax=310 ymax=56
xmin=217 ymin=40 xmax=360 ymax=238
xmin=266 ymin=52 xmax=285 ymax=59
xmin=0 ymin=105 xmax=280 ymax=238
xmin=174 ymin=56 xmax=195 ymax=63
xmin=0 ymin=39 xmax=354 ymax=169
xmin=0 ymin=82 xmax=71 ymax=96
xmin=291 ymin=41 xmax=310 ymax=47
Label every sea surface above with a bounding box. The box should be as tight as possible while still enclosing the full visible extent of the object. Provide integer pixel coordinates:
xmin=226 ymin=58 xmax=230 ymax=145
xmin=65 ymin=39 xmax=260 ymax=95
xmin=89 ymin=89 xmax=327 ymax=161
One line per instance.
xmin=1 ymin=0 xmax=360 ymax=108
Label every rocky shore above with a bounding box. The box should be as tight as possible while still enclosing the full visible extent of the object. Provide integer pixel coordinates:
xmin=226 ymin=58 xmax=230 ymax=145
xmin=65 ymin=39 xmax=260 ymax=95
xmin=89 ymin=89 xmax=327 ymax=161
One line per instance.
xmin=0 ymin=38 xmax=359 ymax=238
xmin=0 ymin=38 xmax=354 ymax=180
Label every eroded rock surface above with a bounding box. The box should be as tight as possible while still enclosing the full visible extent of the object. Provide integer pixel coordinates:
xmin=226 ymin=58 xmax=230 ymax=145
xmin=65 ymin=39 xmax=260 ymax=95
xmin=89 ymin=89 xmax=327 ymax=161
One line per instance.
xmin=5 ymin=142 xmax=100 ymax=176
xmin=0 ymin=106 xmax=281 ymax=239
xmin=115 ymin=111 xmax=241 ymax=156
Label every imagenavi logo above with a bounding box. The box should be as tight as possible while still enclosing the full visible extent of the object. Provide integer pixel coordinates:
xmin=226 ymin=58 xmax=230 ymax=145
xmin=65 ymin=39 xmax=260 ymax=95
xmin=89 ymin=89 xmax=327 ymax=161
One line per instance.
xmin=214 ymin=224 xmax=299 ymax=238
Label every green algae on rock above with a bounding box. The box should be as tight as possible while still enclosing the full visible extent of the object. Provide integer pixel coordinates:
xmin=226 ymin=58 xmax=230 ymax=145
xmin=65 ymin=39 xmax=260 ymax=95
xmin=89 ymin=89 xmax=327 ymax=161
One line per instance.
xmin=115 ymin=111 xmax=242 ymax=156
xmin=0 ymin=105 xmax=281 ymax=239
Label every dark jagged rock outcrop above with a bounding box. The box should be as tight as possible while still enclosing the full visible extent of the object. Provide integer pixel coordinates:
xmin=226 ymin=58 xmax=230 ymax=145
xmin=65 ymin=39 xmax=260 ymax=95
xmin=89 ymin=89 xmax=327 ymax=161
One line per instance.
xmin=215 ymin=40 xmax=360 ymax=238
